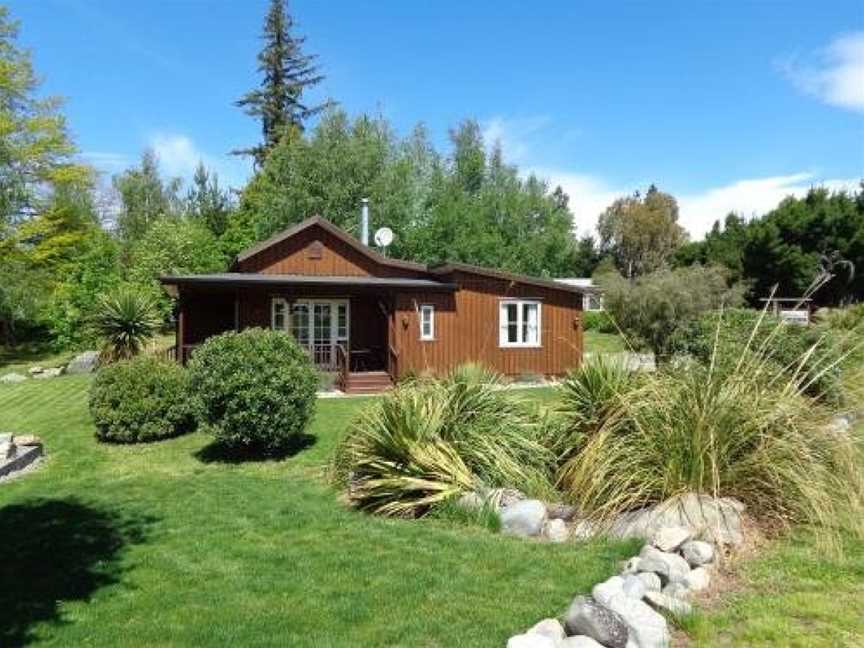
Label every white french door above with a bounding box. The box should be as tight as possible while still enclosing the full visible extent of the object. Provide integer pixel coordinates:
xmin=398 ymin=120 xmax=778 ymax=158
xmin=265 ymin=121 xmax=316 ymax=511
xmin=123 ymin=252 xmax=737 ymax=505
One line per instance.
xmin=272 ymin=298 xmax=349 ymax=369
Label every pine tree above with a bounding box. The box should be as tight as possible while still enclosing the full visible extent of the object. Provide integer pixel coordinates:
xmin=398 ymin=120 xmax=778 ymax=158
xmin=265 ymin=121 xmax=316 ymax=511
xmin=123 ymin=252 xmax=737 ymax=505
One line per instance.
xmin=235 ymin=0 xmax=331 ymax=164
xmin=185 ymin=162 xmax=232 ymax=236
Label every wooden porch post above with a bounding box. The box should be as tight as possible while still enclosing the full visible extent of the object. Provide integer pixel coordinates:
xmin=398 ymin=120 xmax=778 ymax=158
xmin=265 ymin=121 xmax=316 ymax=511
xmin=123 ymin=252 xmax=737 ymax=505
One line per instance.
xmin=177 ymin=294 xmax=186 ymax=365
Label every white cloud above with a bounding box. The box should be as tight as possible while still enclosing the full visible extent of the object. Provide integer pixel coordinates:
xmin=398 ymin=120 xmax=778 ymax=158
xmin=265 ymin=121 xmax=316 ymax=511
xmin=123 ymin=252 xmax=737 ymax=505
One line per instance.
xmin=80 ymin=151 xmax=132 ymax=173
xmin=480 ymin=115 xmax=552 ymax=163
xmin=149 ymin=133 xmax=252 ymax=190
xmin=532 ymin=169 xmax=859 ymax=240
xmin=779 ymin=32 xmax=864 ymax=112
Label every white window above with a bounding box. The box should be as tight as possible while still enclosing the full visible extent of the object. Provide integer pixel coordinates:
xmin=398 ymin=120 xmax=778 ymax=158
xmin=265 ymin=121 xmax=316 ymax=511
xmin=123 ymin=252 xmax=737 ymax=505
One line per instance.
xmin=271 ymin=298 xmax=288 ymax=331
xmin=499 ymin=300 xmax=541 ymax=347
xmin=420 ymin=304 xmax=434 ymax=340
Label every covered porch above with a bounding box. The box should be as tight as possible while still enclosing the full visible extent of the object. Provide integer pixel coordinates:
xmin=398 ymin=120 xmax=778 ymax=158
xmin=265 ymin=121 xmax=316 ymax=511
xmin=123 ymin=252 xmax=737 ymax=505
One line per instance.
xmin=160 ymin=273 xmax=456 ymax=392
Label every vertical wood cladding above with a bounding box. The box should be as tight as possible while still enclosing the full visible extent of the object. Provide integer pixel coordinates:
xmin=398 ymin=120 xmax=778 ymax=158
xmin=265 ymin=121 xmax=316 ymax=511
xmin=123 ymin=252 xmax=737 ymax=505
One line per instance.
xmin=393 ymin=272 xmax=583 ymax=377
xmin=235 ymin=223 xmax=427 ymax=279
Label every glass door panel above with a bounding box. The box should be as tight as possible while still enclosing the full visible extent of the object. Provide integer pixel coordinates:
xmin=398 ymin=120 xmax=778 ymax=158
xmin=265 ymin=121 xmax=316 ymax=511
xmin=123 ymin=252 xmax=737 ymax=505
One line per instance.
xmin=313 ymin=303 xmax=333 ymax=368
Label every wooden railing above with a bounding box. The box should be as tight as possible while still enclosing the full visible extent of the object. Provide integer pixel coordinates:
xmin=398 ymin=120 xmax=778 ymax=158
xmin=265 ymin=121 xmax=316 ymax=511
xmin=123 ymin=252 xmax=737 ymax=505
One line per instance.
xmin=387 ymin=344 xmax=399 ymax=381
xmin=335 ymin=343 xmax=350 ymax=391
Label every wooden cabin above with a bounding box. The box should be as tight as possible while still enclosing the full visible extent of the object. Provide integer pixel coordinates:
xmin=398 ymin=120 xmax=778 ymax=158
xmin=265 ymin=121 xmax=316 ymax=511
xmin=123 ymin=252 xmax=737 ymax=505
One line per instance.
xmin=160 ymin=216 xmax=593 ymax=393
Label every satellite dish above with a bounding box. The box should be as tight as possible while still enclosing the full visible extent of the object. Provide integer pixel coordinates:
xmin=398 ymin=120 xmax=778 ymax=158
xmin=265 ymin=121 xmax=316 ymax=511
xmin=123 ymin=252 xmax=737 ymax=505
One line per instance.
xmin=374 ymin=227 xmax=394 ymax=248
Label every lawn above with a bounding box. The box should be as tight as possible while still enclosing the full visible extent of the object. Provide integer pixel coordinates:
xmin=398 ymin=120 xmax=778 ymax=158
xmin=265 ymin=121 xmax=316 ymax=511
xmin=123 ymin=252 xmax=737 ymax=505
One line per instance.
xmin=584 ymin=330 xmax=627 ymax=354
xmin=0 ymin=376 xmax=635 ymax=647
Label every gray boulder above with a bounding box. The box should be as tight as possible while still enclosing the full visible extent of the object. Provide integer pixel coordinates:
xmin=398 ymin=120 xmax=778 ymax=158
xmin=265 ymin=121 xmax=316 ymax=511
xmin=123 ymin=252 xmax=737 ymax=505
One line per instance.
xmin=621 ymin=556 xmax=642 ymax=575
xmin=528 ymin=618 xmax=565 ymax=642
xmin=563 ymin=595 xmax=629 ymax=648
xmin=65 ymin=350 xmax=100 ymax=375
xmin=543 ymin=518 xmax=570 ymax=543
xmin=661 ymin=582 xmax=690 ymax=600
xmin=0 ymin=372 xmax=26 ymax=384
xmin=638 ymin=545 xmax=690 ymax=584
xmin=650 ymin=526 xmax=691 ymax=552
xmin=34 ymin=367 xmax=62 ymax=379
xmin=570 ymin=519 xmax=597 ymax=540
xmin=506 ymin=633 xmax=558 ymax=648
xmin=561 ymin=637 xmax=606 ymax=648
xmin=592 ymin=587 xmax=669 ymax=648
xmin=622 ymin=574 xmax=646 ymax=600
xmin=683 ymin=566 xmax=711 ymax=592
xmin=680 ymin=540 xmax=714 ymax=567
xmin=547 ymin=502 xmax=580 ymax=521
xmin=608 ymin=492 xmax=746 ymax=547
xmin=645 ymin=591 xmax=692 ymax=616
xmin=27 ymin=366 xmax=44 ymax=375
xmin=455 ymin=491 xmax=486 ymax=512
xmin=636 ymin=572 xmax=662 ymax=593
xmin=487 ymin=487 xmax=526 ymax=509
xmin=500 ymin=499 xmax=547 ymax=537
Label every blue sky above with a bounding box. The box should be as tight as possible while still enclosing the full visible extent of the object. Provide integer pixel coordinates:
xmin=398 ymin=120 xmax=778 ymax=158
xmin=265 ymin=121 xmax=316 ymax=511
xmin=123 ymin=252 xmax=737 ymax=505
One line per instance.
xmin=10 ymin=0 xmax=864 ymax=237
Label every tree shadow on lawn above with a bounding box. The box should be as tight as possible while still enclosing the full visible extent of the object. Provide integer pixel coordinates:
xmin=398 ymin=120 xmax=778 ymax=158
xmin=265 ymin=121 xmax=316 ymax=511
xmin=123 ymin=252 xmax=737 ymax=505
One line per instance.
xmin=0 ymin=497 xmax=153 ymax=646
xmin=193 ymin=433 xmax=317 ymax=464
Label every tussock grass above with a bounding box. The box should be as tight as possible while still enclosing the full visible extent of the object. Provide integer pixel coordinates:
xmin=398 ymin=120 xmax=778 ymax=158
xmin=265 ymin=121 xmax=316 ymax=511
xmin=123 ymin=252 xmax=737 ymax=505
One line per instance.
xmin=557 ymin=313 xmax=864 ymax=550
xmin=332 ymin=364 xmax=555 ymax=517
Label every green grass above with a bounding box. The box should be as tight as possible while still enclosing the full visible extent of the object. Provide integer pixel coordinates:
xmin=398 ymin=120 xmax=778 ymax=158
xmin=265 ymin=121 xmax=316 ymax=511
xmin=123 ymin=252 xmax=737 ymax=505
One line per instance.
xmin=0 ymin=344 xmax=76 ymax=375
xmin=0 ymin=376 xmax=635 ymax=647
xmin=584 ymin=330 xmax=626 ymax=354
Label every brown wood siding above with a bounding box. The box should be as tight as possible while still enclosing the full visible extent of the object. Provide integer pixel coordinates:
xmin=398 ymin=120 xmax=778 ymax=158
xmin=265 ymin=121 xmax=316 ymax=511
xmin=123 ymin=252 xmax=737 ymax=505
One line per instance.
xmin=394 ymin=272 xmax=583 ymax=377
xmin=235 ymin=223 xmax=428 ymax=279
xmin=182 ymin=292 xmax=236 ymax=345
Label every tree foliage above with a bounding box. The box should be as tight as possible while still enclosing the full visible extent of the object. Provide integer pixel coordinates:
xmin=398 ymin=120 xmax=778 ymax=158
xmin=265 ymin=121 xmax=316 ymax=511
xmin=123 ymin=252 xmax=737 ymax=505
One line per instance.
xmin=112 ymin=150 xmax=182 ymax=244
xmin=597 ymin=185 xmax=687 ymax=278
xmin=235 ymin=0 xmax=331 ymax=163
xmin=675 ymin=186 xmax=864 ymax=306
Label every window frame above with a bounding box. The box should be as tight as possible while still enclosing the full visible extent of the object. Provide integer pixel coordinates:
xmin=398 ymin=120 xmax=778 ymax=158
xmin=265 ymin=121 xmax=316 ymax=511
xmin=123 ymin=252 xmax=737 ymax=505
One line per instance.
xmin=419 ymin=303 xmax=435 ymax=341
xmin=498 ymin=299 xmax=541 ymax=348
xmin=271 ymin=297 xmax=289 ymax=331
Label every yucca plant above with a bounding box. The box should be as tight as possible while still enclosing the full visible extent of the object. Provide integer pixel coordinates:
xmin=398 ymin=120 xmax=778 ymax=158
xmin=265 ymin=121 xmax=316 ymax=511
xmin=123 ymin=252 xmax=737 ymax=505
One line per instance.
xmin=557 ymin=316 xmax=864 ymax=549
xmin=332 ymin=364 xmax=554 ymax=517
xmin=92 ymin=285 xmax=162 ymax=361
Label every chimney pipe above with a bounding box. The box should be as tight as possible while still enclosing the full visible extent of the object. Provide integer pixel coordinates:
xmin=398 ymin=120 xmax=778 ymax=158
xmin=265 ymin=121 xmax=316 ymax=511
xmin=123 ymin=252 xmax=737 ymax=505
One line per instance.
xmin=361 ymin=198 xmax=370 ymax=246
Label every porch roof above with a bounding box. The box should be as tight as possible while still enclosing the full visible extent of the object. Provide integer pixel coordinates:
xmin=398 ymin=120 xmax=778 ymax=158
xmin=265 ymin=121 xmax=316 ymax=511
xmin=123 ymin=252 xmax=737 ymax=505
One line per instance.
xmin=160 ymin=272 xmax=457 ymax=296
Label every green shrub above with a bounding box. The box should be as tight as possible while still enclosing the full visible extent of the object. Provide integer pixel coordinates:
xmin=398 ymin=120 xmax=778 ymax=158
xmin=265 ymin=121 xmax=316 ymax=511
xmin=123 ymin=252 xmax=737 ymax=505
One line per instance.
xmin=188 ymin=328 xmax=318 ymax=453
xmin=89 ymin=356 xmax=194 ymax=443
xmin=557 ymin=347 xmax=864 ymax=548
xmin=600 ymin=264 xmax=745 ymax=358
xmin=332 ymin=364 xmax=554 ymax=517
xmin=92 ymin=284 xmax=162 ymax=361
xmin=672 ymin=307 xmax=847 ymax=404
xmin=583 ymin=310 xmax=617 ymax=334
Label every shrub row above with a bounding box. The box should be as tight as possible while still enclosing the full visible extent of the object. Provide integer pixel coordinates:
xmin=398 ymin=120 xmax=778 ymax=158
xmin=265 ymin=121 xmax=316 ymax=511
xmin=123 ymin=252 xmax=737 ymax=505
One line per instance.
xmin=89 ymin=328 xmax=318 ymax=450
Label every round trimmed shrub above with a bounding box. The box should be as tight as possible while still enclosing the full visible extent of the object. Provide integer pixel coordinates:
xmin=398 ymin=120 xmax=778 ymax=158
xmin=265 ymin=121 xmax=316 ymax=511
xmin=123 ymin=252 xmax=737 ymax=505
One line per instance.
xmin=188 ymin=328 xmax=318 ymax=452
xmin=89 ymin=356 xmax=194 ymax=443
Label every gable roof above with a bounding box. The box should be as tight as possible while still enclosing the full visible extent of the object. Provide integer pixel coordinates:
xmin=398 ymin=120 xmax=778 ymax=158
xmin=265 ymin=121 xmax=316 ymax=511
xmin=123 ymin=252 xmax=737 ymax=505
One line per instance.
xmin=232 ymin=215 xmax=428 ymax=273
xmin=230 ymin=215 xmax=594 ymax=296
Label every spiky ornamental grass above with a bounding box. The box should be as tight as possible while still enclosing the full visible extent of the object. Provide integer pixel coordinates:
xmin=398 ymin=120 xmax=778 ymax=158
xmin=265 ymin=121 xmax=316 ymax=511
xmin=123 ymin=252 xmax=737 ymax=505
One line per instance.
xmin=92 ymin=285 xmax=162 ymax=361
xmin=332 ymin=364 xmax=555 ymax=517
xmin=557 ymin=312 xmax=864 ymax=550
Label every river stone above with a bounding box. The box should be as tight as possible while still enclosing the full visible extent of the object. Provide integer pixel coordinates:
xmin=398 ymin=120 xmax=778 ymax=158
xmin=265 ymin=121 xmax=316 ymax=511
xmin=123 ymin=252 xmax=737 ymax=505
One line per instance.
xmin=683 ymin=566 xmax=711 ymax=592
xmin=645 ymin=591 xmax=693 ymax=616
xmin=34 ymin=367 xmax=62 ymax=379
xmin=563 ymin=595 xmax=629 ymax=648
xmin=0 ymin=373 xmax=26 ymax=383
xmin=622 ymin=574 xmax=646 ymax=600
xmin=621 ymin=556 xmax=642 ymax=575
xmin=636 ymin=571 xmax=662 ymax=593
xmin=662 ymin=582 xmax=690 ymax=600
xmin=65 ymin=350 xmax=99 ymax=375
xmin=570 ymin=519 xmax=597 ymax=540
xmin=543 ymin=518 xmax=569 ymax=543
xmin=592 ymin=575 xmax=625 ymax=603
xmin=27 ymin=366 xmax=44 ymax=375
xmin=638 ymin=545 xmax=691 ymax=584
xmin=487 ymin=487 xmax=526 ymax=509
xmin=561 ymin=637 xmax=606 ymax=648
xmin=650 ymin=525 xmax=692 ymax=552
xmin=506 ymin=633 xmax=558 ymax=648
xmin=595 ymin=590 xmax=669 ymax=648
xmin=528 ymin=618 xmax=565 ymax=642
xmin=500 ymin=499 xmax=547 ymax=537
xmin=608 ymin=492 xmax=746 ymax=547
xmin=680 ymin=540 xmax=714 ymax=567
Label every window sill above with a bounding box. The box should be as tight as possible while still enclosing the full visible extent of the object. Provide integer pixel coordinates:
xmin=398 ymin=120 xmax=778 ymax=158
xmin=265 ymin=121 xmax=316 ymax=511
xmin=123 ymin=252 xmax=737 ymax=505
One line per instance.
xmin=420 ymin=338 xmax=436 ymax=342
xmin=499 ymin=343 xmax=542 ymax=349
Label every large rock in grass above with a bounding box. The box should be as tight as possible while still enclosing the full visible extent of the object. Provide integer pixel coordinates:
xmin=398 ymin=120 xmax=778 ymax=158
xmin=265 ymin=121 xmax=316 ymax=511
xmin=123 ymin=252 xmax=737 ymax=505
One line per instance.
xmin=683 ymin=566 xmax=711 ymax=592
xmin=563 ymin=595 xmax=629 ymax=648
xmin=645 ymin=590 xmax=692 ymax=616
xmin=650 ymin=526 xmax=691 ymax=552
xmin=33 ymin=367 xmax=62 ymax=379
xmin=561 ymin=637 xmax=607 ymax=648
xmin=500 ymin=499 xmax=547 ymax=537
xmin=528 ymin=618 xmax=565 ymax=642
xmin=506 ymin=633 xmax=558 ymax=648
xmin=638 ymin=545 xmax=690 ymax=584
xmin=543 ymin=518 xmax=570 ymax=543
xmin=65 ymin=350 xmax=99 ymax=375
xmin=592 ymin=583 xmax=669 ymax=648
xmin=609 ymin=493 xmax=745 ymax=547
xmin=0 ymin=372 xmax=26 ymax=384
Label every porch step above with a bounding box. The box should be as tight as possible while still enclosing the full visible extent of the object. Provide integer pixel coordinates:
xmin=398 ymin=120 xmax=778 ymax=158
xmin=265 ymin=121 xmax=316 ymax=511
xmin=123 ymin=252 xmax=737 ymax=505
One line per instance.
xmin=344 ymin=371 xmax=393 ymax=394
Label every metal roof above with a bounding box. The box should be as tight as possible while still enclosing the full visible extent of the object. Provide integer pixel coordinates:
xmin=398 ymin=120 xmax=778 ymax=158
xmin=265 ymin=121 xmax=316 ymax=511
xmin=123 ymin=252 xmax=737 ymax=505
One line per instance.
xmin=160 ymin=273 xmax=457 ymax=291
